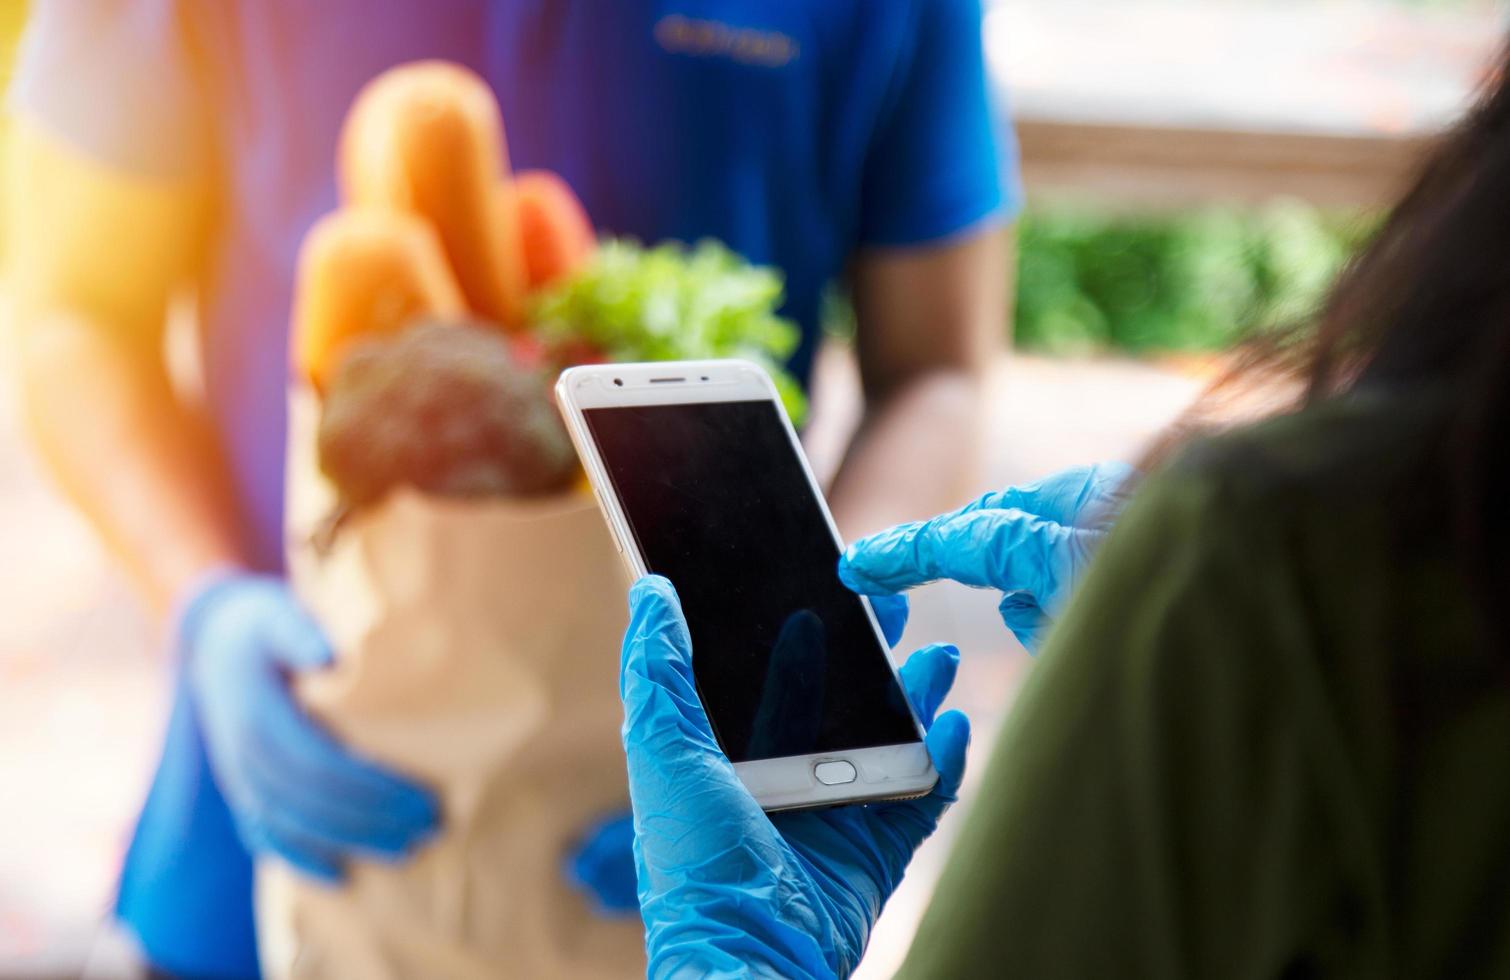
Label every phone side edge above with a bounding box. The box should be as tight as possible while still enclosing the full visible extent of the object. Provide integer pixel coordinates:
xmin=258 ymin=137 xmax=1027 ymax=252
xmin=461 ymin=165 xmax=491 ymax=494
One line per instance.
xmin=554 ymin=373 xmax=651 ymax=582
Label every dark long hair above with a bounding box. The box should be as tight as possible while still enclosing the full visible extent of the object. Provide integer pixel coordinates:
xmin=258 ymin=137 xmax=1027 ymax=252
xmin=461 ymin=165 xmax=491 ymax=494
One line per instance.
xmin=1153 ymin=40 xmax=1510 ymax=641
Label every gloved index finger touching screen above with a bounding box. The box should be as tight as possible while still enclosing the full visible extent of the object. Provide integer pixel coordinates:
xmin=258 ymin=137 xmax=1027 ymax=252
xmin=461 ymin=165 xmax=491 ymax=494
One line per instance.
xmin=837 ymin=463 xmax=1135 ymax=655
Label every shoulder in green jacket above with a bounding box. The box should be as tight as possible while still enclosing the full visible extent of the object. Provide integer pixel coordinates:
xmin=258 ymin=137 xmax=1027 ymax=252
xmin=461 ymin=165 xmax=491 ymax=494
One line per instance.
xmin=900 ymin=389 xmax=1509 ymax=980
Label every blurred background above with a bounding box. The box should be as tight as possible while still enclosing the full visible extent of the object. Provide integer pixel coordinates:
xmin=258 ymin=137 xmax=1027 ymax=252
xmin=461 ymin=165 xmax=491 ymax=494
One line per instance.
xmin=0 ymin=0 xmax=1504 ymax=976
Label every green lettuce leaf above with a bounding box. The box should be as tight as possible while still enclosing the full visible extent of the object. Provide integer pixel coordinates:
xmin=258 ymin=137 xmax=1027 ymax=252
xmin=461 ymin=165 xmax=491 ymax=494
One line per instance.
xmin=532 ymin=238 xmax=808 ymax=421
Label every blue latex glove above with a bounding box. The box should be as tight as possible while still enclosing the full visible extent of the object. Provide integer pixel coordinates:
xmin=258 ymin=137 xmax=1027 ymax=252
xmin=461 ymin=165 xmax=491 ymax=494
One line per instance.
xmin=565 ymin=811 xmax=639 ymax=916
xmin=621 ymin=576 xmax=969 ymax=978
xmin=565 ymin=591 xmax=910 ymax=917
xmin=839 ymin=463 xmax=1133 ymax=653
xmin=179 ymin=572 xmax=440 ymax=882
xmin=867 ymin=592 xmax=910 ymax=648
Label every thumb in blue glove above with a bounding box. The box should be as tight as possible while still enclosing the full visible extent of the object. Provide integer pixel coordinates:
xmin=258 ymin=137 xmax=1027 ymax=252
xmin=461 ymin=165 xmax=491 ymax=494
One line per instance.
xmin=621 ymin=575 xmax=969 ymax=978
xmin=179 ymin=572 xmax=440 ymax=882
xmin=867 ymin=592 xmax=909 ymax=648
xmin=839 ymin=462 xmax=1133 ymax=653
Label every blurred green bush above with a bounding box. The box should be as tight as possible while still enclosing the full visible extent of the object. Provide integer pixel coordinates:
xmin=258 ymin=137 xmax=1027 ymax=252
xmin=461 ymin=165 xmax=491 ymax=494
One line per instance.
xmin=1014 ymin=201 xmax=1376 ymax=356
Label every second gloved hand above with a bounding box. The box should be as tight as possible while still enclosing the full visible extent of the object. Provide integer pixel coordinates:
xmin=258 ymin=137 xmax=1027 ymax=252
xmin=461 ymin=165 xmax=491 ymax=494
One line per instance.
xmin=564 ymin=810 xmax=639 ymax=916
xmin=180 ymin=572 xmax=440 ymax=882
xmin=622 ymin=576 xmax=969 ymax=978
xmin=840 ymin=463 xmax=1133 ymax=653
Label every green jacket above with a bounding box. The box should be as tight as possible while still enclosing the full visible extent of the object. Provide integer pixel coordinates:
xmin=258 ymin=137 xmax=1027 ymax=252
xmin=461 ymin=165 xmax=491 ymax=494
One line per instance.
xmin=902 ymin=391 xmax=1510 ymax=979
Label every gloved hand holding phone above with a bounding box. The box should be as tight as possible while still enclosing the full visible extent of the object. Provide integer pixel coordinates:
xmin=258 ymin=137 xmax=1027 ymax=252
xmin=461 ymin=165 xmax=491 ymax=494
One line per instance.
xmin=619 ymin=575 xmax=969 ymax=977
xmin=179 ymin=572 xmax=441 ymax=882
xmin=566 ymin=589 xmax=912 ymax=915
xmin=840 ymin=463 xmax=1133 ymax=653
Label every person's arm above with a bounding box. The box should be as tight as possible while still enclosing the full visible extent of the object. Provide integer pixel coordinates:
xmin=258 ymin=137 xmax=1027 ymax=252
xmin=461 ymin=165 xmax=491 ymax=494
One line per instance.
xmin=828 ymin=224 xmax=1012 ymax=539
xmin=828 ymin=0 xmax=1020 ymax=539
xmin=8 ymin=114 xmax=442 ymax=882
xmin=6 ymin=5 xmax=441 ymax=884
xmin=7 ymin=116 xmax=244 ymax=612
xmin=897 ymin=466 xmax=1362 ymax=977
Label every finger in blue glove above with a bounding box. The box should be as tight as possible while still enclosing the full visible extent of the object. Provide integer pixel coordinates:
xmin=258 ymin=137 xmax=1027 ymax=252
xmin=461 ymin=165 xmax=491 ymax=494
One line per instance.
xmin=866 ymin=592 xmax=909 ymax=648
xmin=564 ymin=810 xmax=640 ymax=916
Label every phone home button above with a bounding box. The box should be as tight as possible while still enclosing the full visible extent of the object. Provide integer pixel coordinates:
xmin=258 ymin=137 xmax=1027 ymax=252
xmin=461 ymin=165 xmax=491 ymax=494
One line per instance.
xmin=814 ymin=760 xmax=858 ymax=786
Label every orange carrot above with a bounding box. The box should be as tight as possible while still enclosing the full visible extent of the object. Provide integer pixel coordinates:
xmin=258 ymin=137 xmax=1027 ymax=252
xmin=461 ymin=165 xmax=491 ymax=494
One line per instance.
xmin=508 ymin=170 xmax=596 ymax=290
xmin=292 ymin=208 xmax=465 ymax=388
xmin=338 ymin=61 xmax=526 ymax=328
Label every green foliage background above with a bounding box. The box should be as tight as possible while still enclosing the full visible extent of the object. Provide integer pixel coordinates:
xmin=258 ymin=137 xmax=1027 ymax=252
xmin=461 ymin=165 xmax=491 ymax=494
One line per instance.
xmin=1013 ymin=201 xmax=1375 ymax=356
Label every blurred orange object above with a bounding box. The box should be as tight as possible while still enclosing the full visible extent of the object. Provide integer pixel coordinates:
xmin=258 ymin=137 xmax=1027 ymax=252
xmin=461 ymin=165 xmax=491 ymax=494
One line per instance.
xmin=510 ymin=170 xmax=596 ymax=290
xmin=337 ymin=61 xmax=527 ymax=327
xmin=292 ymin=208 xmax=465 ymax=388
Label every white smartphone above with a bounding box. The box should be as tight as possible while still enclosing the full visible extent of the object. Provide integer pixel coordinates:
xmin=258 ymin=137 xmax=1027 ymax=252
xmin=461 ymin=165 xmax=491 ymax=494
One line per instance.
xmin=555 ymin=359 xmax=937 ymax=811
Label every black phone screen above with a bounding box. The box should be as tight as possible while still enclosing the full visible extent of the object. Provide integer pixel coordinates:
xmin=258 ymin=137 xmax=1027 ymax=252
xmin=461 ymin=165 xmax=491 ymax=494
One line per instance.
xmin=584 ymin=399 xmax=920 ymax=763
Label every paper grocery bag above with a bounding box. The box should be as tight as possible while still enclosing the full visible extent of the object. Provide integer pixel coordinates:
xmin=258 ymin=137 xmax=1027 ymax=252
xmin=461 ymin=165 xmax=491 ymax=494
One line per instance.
xmin=255 ymin=389 xmax=642 ymax=980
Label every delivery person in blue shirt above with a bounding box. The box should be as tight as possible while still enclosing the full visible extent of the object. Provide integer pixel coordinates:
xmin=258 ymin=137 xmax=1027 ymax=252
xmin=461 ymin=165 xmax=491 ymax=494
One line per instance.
xmin=7 ymin=1 xmax=1018 ymax=976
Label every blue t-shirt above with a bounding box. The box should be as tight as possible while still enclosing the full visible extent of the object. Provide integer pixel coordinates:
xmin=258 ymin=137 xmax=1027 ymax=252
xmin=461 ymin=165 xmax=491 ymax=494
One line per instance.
xmin=14 ymin=1 xmax=1016 ymax=975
